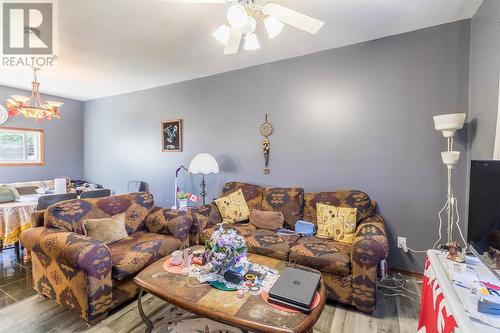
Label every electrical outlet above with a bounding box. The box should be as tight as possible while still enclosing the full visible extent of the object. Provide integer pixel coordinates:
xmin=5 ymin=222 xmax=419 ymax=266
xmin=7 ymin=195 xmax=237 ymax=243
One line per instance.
xmin=397 ymin=236 xmax=408 ymax=253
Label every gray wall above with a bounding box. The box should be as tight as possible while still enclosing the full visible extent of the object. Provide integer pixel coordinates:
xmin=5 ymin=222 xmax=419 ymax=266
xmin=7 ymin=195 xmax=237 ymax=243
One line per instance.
xmin=468 ymin=0 xmax=500 ymax=160
xmin=0 ymin=85 xmax=84 ymax=183
xmin=84 ymin=21 xmax=471 ymax=272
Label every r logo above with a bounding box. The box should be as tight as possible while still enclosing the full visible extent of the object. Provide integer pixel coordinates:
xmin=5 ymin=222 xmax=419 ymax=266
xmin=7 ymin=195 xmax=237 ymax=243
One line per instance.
xmin=2 ymin=2 xmax=53 ymax=54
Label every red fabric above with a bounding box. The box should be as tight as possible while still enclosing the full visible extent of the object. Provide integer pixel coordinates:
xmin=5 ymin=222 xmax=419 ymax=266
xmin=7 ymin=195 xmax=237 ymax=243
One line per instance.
xmin=418 ymin=259 xmax=458 ymax=333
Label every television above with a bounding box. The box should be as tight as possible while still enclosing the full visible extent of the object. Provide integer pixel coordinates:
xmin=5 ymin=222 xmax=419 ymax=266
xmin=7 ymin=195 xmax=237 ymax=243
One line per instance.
xmin=468 ymin=160 xmax=500 ymax=274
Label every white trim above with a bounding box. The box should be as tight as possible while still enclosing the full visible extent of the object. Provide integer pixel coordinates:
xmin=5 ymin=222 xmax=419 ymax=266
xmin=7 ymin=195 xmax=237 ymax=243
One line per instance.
xmin=492 ymin=74 xmax=500 ymax=160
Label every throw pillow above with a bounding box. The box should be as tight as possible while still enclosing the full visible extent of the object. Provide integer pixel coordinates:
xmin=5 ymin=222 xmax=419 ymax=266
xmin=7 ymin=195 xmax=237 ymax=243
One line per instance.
xmin=0 ymin=185 xmax=20 ymax=203
xmin=249 ymin=209 xmax=284 ymax=231
xmin=316 ymin=203 xmax=357 ymax=243
xmin=215 ymin=188 xmax=250 ymax=224
xmin=82 ymin=214 xmax=129 ymax=244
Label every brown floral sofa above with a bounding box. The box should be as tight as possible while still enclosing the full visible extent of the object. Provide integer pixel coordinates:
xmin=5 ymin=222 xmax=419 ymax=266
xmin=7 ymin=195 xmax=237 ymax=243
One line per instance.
xmin=20 ymin=192 xmax=193 ymax=324
xmin=188 ymin=182 xmax=389 ymax=314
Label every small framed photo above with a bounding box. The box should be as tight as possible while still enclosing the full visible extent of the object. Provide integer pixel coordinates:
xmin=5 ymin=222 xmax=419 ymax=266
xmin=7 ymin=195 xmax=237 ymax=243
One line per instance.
xmin=161 ymin=119 xmax=182 ymax=152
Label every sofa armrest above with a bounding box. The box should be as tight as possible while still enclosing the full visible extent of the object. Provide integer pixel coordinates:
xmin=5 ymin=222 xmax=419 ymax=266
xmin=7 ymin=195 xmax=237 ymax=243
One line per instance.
xmin=350 ymin=215 xmax=388 ymax=313
xmin=188 ymin=203 xmax=221 ymax=245
xmin=144 ymin=208 xmax=193 ymax=243
xmin=30 ymin=210 xmax=45 ymax=228
xmin=20 ymin=227 xmax=113 ymax=322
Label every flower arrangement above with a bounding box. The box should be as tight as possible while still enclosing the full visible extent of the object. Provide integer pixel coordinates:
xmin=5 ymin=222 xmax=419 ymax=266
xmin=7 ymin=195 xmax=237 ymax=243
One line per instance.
xmin=204 ymin=226 xmax=247 ymax=274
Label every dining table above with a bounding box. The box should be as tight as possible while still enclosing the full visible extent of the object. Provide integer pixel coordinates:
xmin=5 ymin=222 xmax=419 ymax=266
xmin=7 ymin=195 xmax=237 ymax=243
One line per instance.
xmin=0 ymin=194 xmax=39 ymax=259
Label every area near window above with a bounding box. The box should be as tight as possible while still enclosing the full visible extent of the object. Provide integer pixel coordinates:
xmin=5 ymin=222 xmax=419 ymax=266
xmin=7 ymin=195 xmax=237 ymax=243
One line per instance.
xmin=0 ymin=127 xmax=44 ymax=166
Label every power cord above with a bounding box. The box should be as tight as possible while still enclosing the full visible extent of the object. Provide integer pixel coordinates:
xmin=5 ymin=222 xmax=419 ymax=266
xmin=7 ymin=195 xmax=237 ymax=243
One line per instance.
xmin=377 ymin=273 xmax=422 ymax=303
xmin=404 ymin=195 xmax=468 ymax=255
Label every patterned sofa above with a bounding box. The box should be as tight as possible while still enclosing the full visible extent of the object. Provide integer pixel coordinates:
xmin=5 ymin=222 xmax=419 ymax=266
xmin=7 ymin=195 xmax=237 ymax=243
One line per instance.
xmin=20 ymin=192 xmax=193 ymax=324
xmin=187 ymin=182 xmax=389 ymax=314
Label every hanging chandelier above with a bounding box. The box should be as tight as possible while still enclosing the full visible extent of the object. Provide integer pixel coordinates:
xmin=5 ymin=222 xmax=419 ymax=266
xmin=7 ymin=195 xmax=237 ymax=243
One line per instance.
xmin=6 ymin=67 xmax=62 ymax=122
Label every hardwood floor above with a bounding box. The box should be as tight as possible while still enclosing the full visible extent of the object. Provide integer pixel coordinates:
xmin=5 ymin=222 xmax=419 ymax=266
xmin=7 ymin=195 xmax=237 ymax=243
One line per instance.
xmin=0 ymin=267 xmax=422 ymax=333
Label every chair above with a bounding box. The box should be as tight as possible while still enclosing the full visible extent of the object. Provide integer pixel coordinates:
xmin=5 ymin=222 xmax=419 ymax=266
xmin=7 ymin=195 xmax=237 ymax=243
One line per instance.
xmin=128 ymin=181 xmax=148 ymax=193
xmin=37 ymin=193 xmax=78 ymax=210
xmin=80 ymin=189 xmax=111 ymax=199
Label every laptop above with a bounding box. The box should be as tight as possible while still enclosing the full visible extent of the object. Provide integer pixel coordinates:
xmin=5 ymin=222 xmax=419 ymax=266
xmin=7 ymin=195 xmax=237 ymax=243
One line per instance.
xmin=268 ymin=267 xmax=321 ymax=312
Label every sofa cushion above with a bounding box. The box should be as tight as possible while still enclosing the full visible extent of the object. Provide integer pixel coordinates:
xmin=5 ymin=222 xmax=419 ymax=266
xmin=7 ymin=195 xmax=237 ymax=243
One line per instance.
xmin=261 ymin=187 xmax=304 ymax=228
xmin=245 ymin=229 xmax=301 ymax=261
xmin=214 ymin=189 xmax=250 ymax=224
xmin=249 ymin=209 xmax=284 ymax=231
xmin=145 ymin=208 xmax=192 ymax=241
xmin=44 ymin=192 xmax=155 ymax=235
xmin=303 ymin=190 xmax=373 ymax=225
xmin=200 ymin=223 xmax=257 ymax=245
xmin=189 ymin=203 xmax=222 ymax=245
xmin=316 ymin=204 xmax=357 ymax=243
xmin=222 ymin=182 xmax=264 ymax=210
xmin=108 ymin=231 xmax=181 ymax=280
xmin=289 ymin=236 xmax=351 ymax=275
xmin=82 ymin=214 xmax=129 ymax=244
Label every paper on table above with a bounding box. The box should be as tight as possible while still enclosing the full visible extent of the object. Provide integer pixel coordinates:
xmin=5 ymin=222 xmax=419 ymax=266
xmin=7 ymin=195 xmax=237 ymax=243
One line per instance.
xmin=447 ymin=261 xmax=478 ymax=289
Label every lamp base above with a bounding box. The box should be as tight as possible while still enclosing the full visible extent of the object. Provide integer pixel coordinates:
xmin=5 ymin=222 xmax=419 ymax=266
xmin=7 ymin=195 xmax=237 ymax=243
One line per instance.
xmin=200 ymin=174 xmax=207 ymax=205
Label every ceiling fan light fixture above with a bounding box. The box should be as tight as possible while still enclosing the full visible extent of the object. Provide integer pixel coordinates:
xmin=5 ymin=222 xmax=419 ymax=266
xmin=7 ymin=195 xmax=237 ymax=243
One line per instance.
xmin=239 ymin=16 xmax=256 ymax=34
xmin=244 ymin=33 xmax=260 ymax=51
xmin=264 ymin=16 xmax=284 ymax=39
xmin=227 ymin=4 xmax=249 ymax=30
xmin=212 ymin=24 xmax=230 ymax=45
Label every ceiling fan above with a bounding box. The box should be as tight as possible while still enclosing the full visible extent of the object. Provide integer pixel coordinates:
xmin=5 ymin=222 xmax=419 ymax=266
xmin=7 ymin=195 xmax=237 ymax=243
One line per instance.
xmin=162 ymin=0 xmax=324 ymax=54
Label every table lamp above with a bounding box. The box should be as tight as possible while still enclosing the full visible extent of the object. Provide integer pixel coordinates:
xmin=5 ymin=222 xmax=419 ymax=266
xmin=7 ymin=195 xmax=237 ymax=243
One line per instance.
xmin=188 ymin=153 xmax=219 ymax=205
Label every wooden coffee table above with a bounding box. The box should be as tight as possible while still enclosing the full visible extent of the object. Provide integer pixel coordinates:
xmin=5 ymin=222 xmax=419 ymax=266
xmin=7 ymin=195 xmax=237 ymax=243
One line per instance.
xmin=134 ymin=246 xmax=326 ymax=333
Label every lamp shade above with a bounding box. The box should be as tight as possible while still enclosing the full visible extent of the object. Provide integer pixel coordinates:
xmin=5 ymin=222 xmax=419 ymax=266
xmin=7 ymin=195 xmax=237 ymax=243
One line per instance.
xmin=433 ymin=113 xmax=466 ymax=138
xmin=188 ymin=153 xmax=219 ymax=175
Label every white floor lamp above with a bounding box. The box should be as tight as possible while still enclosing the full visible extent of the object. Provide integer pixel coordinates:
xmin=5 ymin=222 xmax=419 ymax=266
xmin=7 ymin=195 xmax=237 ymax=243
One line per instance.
xmin=188 ymin=153 xmax=219 ymax=205
xmin=433 ymin=113 xmax=467 ymax=261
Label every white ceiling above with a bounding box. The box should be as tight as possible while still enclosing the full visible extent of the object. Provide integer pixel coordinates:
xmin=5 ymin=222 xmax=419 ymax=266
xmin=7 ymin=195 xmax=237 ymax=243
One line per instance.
xmin=0 ymin=0 xmax=483 ymax=101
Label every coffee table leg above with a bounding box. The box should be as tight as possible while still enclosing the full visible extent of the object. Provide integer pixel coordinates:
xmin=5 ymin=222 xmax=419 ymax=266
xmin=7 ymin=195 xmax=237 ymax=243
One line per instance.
xmin=138 ymin=288 xmax=154 ymax=333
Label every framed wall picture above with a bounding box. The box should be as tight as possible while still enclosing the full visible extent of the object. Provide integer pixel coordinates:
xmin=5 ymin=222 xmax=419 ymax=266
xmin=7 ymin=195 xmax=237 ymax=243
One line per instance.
xmin=161 ymin=119 xmax=182 ymax=152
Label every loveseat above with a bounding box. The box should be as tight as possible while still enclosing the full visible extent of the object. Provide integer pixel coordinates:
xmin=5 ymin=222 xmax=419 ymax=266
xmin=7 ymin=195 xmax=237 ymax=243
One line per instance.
xmin=20 ymin=192 xmax=192 ymax=323
xmin=186 ymin=182 xmax=389 ymax=314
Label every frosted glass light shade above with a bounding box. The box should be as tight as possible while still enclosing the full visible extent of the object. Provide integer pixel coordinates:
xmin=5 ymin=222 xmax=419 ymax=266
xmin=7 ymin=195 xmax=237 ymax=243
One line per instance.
xmin=441 ymin=151 xmax=460 ymax=169
xmin=46 ymin=101 xmax=64 ymax=107
xmin=240 ymin=16 xmax=256 ymax=34
xmin=264 ymin=16 xmax=284 ymax=39
xmin=189 ymin=153 xmax=219 ymax=175
xmin=11 ymin=95 xmax=30 ymax=103
xmin=227 ymin=4 xmax=249 ymax=30
xmin=244 ymin=33 xmax=260 ymax=51
xmin=212 ymin=25 xmax=230 ymax=46
xmin=433 ymin=113 xmax=466 ymax=138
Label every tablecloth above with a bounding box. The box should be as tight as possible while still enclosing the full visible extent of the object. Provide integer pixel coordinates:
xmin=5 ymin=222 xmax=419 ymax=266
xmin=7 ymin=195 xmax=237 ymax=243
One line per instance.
xmin=0 ymin=198 xmax=37 ymax=246
xmin=418 ymin=258 xmax=458 ymax=333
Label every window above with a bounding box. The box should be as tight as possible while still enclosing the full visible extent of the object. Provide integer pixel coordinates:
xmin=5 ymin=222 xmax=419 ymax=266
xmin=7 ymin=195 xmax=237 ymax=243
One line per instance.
xmin=0 ymin=127 xmax=44 ymax=166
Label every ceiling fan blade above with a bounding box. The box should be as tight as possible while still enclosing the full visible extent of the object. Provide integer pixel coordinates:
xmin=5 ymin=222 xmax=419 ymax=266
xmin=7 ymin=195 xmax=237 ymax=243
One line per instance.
xmin=262 ymin=3 xmax=324 ymax=34
xmin=224 ymin=28 xmax=242 ymax=55
xmin=160 ymin=0 xmax=228 ymax=3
